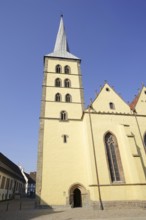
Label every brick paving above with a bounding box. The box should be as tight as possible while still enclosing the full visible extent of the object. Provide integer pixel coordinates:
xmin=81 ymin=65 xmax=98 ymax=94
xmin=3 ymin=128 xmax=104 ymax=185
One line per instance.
xmin=0 ymin=198 xmax=146 ymax=220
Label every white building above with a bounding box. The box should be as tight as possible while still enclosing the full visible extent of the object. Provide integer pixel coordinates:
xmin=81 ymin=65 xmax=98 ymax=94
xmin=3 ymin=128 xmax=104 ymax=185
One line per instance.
xmin=0 ymin=153 xmax=25 ymax=201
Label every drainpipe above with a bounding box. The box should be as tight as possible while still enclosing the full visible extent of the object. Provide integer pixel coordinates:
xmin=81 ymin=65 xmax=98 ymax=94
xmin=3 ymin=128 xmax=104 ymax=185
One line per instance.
xmin=133 ymin=110 xmax=145 ymax=150
xmin=88 ymin=106 xmax=104 ymax=210
xmin=19 ymin=166 xmax=28 ymax=195
xmin=133 ymin=110 xmax=146 ymax=153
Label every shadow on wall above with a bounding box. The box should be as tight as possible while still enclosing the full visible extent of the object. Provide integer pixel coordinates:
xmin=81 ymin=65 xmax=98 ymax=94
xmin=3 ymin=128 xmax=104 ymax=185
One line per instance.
xmin=0 ymin=196 xmax=64 ymax=220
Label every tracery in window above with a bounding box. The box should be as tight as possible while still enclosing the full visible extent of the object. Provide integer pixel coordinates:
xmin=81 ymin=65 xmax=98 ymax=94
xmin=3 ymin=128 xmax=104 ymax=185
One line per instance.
xmin=64 ymin=79 xmax=71 ymax=88
xmin=109 ymin=102 xmax=115 ymax=110
xmin=105 ymin=132 xmax=124 ymax=182
xmin=55 ymin=93 xmax=61 ymax=102
xmin=65 ymin=94 xmax=72 ymax=103
xmin=60 ymin=111 xmax=67 ymax=121
xmin=64 ymin=65 xmax=70 ymax=74
xmin=56 ymin=64 xmax=62 ymax=73
xmin=55 ymin=78 xmax=61 ymax=87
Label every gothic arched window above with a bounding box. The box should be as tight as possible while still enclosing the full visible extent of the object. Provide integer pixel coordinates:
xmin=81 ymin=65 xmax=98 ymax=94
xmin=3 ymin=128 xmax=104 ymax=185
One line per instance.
xmin=64 ymin=79 xmax=71 ymax=88
xmin=65 ymin=94 xmax=72 ymax=103
xmin=144 ymin=133 xmax=146 ymax=147
xmin=64 ymin=65 xmax=70 ymax=74
xmin=55 ymin=93 xmax=61 ymax=102
xmin=105 ymin=132 xmax=124 ymax=182
xmin=56 ymin=64 xmax=62 ymax=73
xmin=55 ymin=78 xmax=61 ymax=87
xmin=60 ymin=111 xmax=67 ymax=121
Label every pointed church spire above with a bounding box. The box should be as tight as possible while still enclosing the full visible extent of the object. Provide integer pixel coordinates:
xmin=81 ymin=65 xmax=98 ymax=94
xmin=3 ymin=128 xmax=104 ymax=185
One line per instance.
xmin=54 ymin=15 xmax=70 ymax=52
xmin=46 ymin=16 xmax=80 ymax=60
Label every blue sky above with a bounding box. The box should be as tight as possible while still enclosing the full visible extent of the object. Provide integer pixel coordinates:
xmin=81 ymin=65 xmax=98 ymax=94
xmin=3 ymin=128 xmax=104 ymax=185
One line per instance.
xmin=0 ymin=0 xmax=146 ymax=173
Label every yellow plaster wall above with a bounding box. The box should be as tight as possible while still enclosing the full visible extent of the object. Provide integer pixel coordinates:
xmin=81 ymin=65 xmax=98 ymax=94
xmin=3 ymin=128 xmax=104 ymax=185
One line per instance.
xmin=82 ymin=111 xmax=146 ymax=202
xmin=46 ymin=58 xmax=80 ymax=74
xmin=92 ymin=84 xmax=131 ymax=114
xmin=38 ymin=57 xmax=146 ymax=207
xmin=41 ymin=120 xmax=88 ymax=205
xmin=45 ymin=87 xmax=83 ymax=103
xmin=135 ymin=87 xmax=146 ymax=115
xmin=100 ymin=185 xmax=146 ymax=201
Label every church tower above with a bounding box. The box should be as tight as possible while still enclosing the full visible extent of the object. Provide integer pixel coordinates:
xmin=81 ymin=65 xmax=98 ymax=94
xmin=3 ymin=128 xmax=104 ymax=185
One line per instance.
xmin=37 ymin=16 xmax=146 ymax=209
xmin=43 ymin=15 xmax=84 ymax=120
xmin=36 ymin=16 xmax=88 ymax=207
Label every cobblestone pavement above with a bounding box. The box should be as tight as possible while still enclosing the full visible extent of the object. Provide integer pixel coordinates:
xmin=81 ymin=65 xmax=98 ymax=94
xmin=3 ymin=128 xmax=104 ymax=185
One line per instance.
xmin=0 ymin=198 xmax=146 ymax=220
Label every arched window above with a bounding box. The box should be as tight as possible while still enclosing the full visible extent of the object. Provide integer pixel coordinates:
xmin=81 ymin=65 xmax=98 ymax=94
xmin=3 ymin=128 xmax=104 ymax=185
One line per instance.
xmin=56 ymin=64 xmax=61 ymax=73
xmin=64 ymin=79 xmax=71 ymax=88
xmin=64 ymin=65 xmax=70 ymax=74
xmin=60 ymin=111 xmax=67 ymax=121
xmin=55 ymin=78 xmax=61 ymax=87
xmin=105 ymin=132 xmax=124 ymax=182
xmin=144 ymin=133 xmax=146 ymax=147
xmin=55 ymin=93 xmax=61 ymax=102
xmin=109 ymin=102 xmax=115 ymax=110
xmin=65 ymin=94 xmax=72 ymax=103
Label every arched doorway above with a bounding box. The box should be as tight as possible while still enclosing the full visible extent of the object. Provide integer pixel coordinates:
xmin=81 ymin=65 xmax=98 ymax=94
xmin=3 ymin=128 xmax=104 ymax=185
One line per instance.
xmin=73 ymin=188 xmax=82 ymax=207
xmin=69 ymin=183 xmax=88 ymax=208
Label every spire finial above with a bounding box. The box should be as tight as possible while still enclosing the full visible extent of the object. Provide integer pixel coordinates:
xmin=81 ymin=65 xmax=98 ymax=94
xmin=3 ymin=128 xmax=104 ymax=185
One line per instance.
xmin=46 ymin=16 xmax=80 ymax=60
xmin=54 ymin=15 xmax=70 ymax=52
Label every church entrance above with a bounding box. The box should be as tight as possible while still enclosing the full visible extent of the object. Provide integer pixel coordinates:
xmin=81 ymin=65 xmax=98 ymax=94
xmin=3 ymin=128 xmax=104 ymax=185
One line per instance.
xmin=69 ymin=183 xmax=88 ymax=208
xmin=73 ymin=188 xmax=82 ymax=207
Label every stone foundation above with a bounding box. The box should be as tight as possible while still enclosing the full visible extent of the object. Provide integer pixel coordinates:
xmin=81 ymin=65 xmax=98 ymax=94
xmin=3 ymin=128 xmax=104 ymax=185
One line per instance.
xmin=92 ymin=200 xmax=146 ymax=210
xmin=36 ymin=197 xmax=146 ymax=210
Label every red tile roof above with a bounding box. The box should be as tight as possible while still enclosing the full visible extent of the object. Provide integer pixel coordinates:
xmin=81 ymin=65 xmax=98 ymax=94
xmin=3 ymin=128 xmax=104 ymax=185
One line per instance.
xmin=129 ymin=93 xmax=140 ymax=110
